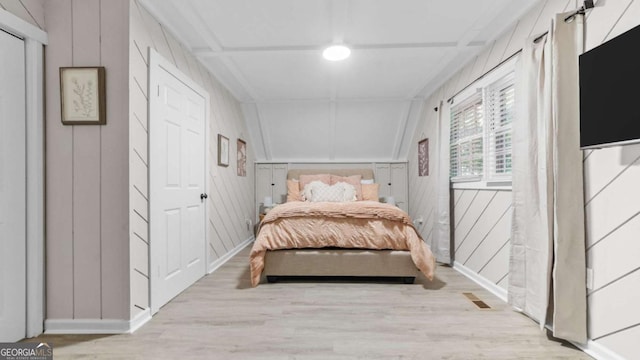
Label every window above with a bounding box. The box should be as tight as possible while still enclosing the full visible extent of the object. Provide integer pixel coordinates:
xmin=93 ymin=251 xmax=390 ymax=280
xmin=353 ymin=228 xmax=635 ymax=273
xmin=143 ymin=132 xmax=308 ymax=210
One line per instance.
xmin=449 ymin=61 xmax=516 ymax=186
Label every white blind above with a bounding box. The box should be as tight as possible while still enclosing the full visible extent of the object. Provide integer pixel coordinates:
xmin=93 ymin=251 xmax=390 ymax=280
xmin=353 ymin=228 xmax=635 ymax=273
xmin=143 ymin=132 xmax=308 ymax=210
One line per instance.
xmin=450 ymin=93 xmax=483 ymax=179
xmin=486 ymin=72 xmax=515 ymax=180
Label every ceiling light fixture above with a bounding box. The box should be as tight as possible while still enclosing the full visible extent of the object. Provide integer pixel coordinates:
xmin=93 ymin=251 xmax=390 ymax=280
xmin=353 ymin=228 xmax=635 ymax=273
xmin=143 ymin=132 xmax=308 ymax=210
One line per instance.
xmin=322 ymin=45 xmax=351 ymax=61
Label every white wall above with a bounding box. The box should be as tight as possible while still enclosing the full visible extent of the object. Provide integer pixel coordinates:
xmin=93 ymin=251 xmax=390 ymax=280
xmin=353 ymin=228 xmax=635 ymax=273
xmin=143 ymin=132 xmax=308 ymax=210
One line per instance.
xmin=130 ymin=0 xmax=255 ymax=317
xmin=406 ymin=1 xmax=640 ymax=358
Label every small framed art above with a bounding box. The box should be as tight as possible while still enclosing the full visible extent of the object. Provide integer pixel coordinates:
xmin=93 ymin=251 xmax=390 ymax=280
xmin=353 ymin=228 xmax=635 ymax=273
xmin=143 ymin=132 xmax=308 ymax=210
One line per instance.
xmin=237 ymin=139 xmax=247 ymax=176
xmin=218 ymin=134 xmax=229 ymax=167
xmin=418 ymin=138 xmax=429 ymax=176
xmin=60 ymin=66 xmax=106 ymax=125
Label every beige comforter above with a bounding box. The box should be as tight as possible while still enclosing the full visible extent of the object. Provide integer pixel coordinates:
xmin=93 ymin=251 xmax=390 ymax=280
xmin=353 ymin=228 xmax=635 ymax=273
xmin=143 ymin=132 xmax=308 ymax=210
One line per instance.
xmin=249 ymin=201 xmax=436 ymax=286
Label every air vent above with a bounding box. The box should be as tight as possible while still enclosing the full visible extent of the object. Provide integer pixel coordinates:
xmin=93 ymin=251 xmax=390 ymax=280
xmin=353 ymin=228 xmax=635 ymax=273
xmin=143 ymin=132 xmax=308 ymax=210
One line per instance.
xmin=463 ymin=292 xmax=492 ymax=309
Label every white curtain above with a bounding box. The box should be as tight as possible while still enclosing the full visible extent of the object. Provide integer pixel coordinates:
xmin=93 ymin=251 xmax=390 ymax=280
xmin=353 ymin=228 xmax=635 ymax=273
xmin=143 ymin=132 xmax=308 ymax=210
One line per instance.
xmin=509 ymin=12 xmax=587 ymax=343
xmin=433 ymin=100 xmax=451 ymax=264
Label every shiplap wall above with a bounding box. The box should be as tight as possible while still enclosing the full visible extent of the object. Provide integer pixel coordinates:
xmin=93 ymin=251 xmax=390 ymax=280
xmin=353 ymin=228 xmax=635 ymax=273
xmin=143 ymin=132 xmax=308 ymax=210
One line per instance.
xmin=44 ymin=0 xmax=130 ymax=320
xmin=407 ymin=97 xmax=440 ymax=249
xmin=452 ymin=189 xmax=512 ymax=291
xmin=0 ymin=0 xmax=44 ymax=29
xmin=407 ymin=0 xmax=640 ymax=358
xmin=130 ymin=0 xmax=255 ymax=317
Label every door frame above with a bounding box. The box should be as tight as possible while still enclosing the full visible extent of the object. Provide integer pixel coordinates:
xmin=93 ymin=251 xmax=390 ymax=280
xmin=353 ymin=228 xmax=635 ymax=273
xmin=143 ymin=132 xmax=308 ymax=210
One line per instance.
xmin=148 ymin=48 xmax=211 ymax=314
xmin=0 ymin=9 xmax=47 ymax=338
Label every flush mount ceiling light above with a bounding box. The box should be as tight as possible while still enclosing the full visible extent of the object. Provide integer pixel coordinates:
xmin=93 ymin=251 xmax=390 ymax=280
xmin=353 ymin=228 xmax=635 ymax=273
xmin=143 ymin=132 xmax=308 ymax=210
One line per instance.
xmin=322 ymin=45 xmax=351 ymax=61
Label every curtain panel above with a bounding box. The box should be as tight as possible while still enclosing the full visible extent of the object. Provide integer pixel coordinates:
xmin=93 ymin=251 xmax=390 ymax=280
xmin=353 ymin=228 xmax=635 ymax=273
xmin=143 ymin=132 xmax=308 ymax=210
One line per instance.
xmin=509 ymin=12 xmax=587 ymax=343
xmin=434 ymin=100 xmax=451 ymax=264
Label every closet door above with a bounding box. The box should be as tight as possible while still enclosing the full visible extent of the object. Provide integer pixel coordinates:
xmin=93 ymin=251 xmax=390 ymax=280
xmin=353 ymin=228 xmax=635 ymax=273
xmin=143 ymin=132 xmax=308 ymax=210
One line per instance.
xmin=391 ymin=163 xmax=408 ymax=212
xmin=272 ymin=164 xmax=288 ymax=204
xmin=375 ymin=163 xmax=391 ymax=198
xmin=255 ymin=164 xmax=273 ymax=221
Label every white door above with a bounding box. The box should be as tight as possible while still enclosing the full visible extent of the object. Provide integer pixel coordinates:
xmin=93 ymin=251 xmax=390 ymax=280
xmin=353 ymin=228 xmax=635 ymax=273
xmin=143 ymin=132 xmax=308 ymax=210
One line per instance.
xmin=0 ymin=29 xmax=26 ymax=342
xmin=150 ymin=58 xmax=207 ymax=313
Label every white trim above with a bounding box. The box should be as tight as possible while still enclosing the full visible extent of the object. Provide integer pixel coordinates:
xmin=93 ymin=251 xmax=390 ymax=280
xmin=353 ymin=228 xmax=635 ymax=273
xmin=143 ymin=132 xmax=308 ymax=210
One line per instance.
xmin=44 ymin=310 xmax=152 ymax=335
xmin=451 ymin=181 xmax=512 ymax=191
xmin=148 ymin=48 xmax=211 ymax=315
xmin=1 ymin=8 xmax=47 ymax=339
xmin=0 ymin=8 xmax=47 ymax=44
xmin=208 ymin=237 xmax=254 ymax=274
xmin=568 ymin=339 xmax=627 ymax=360
xmin=542 ymin=324 xmax=626 ymax=360
xmin=453 ymin=261 xmax=508 ymax=302
xmin=24 ymin=38 xmax=45 ymax=339
xmin=256 ymin=160 xmax=410 ymax=164
xmin=128 ymin=309 xmax=153 ymax=333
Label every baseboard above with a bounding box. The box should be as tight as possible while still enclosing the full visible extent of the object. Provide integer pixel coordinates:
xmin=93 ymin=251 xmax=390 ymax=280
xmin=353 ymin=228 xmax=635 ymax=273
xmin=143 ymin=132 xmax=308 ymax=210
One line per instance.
xmin=128 ymin=308 xmax=152 ymax=333
xmin=44 ymin=309 xmax=152 ymax=335
xmin=568 ymin=339 xmax=626 ymax=360
xmin=208 ymin=236 xmax=254 ymax=274
xmin=453 ymin=261 xmax=508 ymax=303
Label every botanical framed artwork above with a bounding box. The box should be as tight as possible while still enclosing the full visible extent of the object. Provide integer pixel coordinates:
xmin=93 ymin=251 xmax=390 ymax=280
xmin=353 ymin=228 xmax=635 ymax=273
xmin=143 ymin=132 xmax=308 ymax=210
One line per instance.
xmin=418 ymin=138 xmax=429 ymax=176
xmin=59 ymin=67 xmax=106 ymax=125
xmin=237 ymin=139 xmax=247 ymax=177
xmin=218 ymin=134 xmax=229 ymax=167
xmin=238 ymin=139 xmax=247 ymax=176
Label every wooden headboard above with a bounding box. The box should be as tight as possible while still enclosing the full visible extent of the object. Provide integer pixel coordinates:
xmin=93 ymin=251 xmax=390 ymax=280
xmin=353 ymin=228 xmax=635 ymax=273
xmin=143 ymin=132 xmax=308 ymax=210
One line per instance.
xmin=287 ymin=168 xmax=374 ymax=180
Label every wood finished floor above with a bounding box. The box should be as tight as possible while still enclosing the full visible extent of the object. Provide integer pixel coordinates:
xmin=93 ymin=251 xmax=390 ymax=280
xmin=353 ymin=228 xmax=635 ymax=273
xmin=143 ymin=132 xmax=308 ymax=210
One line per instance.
xmin=28 ymin=245 xmax=591 ymax=359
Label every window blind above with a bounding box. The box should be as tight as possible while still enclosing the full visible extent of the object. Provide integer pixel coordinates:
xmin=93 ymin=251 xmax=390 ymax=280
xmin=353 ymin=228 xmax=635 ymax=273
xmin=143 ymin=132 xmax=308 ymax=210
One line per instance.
xmin=450 ymin=93 xmax=483 ymax=179
xmin=486 ymin=73 xmax=515 ymax=180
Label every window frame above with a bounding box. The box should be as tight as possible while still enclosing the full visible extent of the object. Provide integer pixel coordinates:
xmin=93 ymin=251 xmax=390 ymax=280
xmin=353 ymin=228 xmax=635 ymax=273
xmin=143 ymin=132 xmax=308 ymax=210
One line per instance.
xmin=449 ymin=56 xmax=518 ymax=190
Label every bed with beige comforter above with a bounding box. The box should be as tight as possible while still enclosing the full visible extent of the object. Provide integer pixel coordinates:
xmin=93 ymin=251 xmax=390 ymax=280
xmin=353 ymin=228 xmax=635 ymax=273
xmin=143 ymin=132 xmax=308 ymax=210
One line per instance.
xmin=249 ymin=201 xmax=436 ymax=286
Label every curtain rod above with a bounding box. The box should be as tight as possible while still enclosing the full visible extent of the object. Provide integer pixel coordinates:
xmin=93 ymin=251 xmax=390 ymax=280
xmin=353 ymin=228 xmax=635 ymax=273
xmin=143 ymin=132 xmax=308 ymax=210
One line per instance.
xmin=446 ymin=1 xmax=593 ymax=104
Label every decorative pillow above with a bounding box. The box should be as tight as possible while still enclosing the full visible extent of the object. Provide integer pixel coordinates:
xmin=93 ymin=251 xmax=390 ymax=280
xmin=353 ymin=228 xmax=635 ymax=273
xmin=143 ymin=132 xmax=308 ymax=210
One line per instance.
xmin=286 ymin=179 xmax=302 ymax=202
xmin=301 ymin=180 xmax=322 ymax=202
xmin=361 ymin=183 xmax=380 ymax=202
xmin=336 ymin=182 xmax=357 ymax=202
xmin=360 ymin=179 xmax=374 ymax=185
xmin=330 ymin=175 xmax=363 ymax=200
xmin=298 ymin=174 xmax=331 ymax=193
xmin=302 ymin=181 xmax=357 ymax=202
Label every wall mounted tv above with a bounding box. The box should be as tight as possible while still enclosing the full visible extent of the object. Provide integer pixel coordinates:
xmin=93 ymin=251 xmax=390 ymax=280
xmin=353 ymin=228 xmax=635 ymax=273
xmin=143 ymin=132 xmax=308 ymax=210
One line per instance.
xmin=579 ymin=23 xmax=640 ymax=149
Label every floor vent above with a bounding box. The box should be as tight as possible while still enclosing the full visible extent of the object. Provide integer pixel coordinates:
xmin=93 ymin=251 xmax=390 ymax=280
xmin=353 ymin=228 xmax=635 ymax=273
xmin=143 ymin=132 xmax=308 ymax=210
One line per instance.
xmin=463 ymin=292 xmax=491 ymax=309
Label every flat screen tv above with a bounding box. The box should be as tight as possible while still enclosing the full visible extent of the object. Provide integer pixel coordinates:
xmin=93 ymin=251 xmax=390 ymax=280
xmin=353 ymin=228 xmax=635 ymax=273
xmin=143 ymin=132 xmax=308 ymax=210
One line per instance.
xmin=579 ymin=23 xmax=640 ymax=149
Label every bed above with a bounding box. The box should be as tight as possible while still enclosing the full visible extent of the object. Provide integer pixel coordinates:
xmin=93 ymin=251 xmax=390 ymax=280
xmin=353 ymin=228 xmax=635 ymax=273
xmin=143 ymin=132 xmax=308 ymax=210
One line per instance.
xmin=249 ymin=169 xmax=435 ymax=286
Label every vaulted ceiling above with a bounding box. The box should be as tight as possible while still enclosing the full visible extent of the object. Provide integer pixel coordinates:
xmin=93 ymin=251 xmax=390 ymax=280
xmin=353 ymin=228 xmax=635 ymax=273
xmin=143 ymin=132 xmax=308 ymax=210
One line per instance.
xmin=139 ymin=0 xmax=540 ymax=162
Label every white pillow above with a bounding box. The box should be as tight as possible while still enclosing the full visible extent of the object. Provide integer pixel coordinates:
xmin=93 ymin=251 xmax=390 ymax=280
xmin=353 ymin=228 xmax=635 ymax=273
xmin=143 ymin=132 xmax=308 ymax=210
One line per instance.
xmin=301 ymin=180 xmax=322 ymax=201
xmin=360 ymin=179 xmax=374 ymax=185
xmin=303 ymin=181 xmax=357 ymax=202
xmin=336 ymin=182 xmax=357 ymax=202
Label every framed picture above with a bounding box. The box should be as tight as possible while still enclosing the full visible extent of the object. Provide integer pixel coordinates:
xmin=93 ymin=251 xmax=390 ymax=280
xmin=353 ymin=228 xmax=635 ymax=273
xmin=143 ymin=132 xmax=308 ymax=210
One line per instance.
xmin=418 ymin=138 xmax=429 ymax=176
xmin=60 ymin=67 xmax=106 ymax=125
xmin=237 ymin=139 xmax=247 ymax=177
xmin=218 ymin=134 xmax=229 ymax=167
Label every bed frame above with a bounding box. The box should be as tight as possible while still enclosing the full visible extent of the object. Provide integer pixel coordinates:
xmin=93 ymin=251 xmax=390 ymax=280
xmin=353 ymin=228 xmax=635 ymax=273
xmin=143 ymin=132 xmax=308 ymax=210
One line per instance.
xmin=262 ymin=168 xmax=419 ymax=284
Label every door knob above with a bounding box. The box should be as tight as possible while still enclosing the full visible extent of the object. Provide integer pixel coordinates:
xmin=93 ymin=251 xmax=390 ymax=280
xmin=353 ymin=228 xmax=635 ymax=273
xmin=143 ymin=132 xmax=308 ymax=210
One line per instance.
xmin=200 ymin=193 xmax=208 ymax=200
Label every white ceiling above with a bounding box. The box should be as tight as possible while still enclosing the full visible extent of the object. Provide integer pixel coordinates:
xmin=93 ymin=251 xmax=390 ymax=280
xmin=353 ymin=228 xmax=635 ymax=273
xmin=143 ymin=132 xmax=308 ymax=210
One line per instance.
xmin=139 ymin=0 xmax=541 ymax=162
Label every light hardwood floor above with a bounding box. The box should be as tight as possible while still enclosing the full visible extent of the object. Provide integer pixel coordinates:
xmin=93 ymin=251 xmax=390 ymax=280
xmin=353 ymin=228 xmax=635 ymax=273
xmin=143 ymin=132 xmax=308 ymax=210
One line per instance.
xmin=28 ymin=245 xmax=591 ymax=359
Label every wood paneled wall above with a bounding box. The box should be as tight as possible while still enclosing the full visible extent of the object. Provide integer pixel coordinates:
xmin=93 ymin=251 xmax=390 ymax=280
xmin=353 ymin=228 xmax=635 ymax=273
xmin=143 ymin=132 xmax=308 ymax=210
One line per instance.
xmin=407 ymin=0 xmax=640 ymax=358
xmin=129 ymin=0 xmax=255 ymax=317
xmin=41 ymin=0 xmax=254 ymax=322
xmin=44 ymin=0 xmax=130 ymax=320
xmin=452 ymin=189 xmax=512 ymax=290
